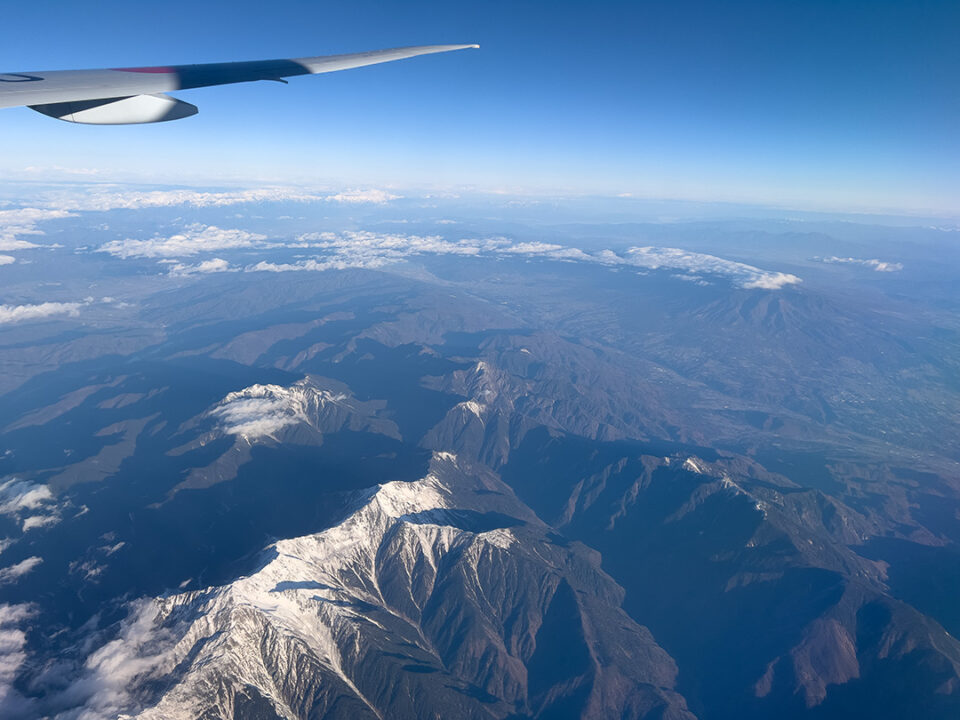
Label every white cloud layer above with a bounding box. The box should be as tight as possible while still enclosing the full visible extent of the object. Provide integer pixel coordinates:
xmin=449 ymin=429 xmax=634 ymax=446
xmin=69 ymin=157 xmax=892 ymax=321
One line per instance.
xmin=324 ymin=188 xmax=401 ymax=204
xmin=818 ymin=256 xmax=903 ymax=272
xmin=98 ymin=225 xmax=266 ymax=259
xmin=2 ymin=184 xmax=798 ymax=291
xmin=32 ymin=185 xmax=399 ymax=214
xmin=0 ymin=186 xmax=398 ymax=260
xmin=55 ymin=186 xmax=325 ymax=212
xmin=622 ymin=247 xmax=801 ymax=289
xmin=0 ymin=256 xmax=13 ymax=266
xmin=220 ymin=230 xmax=801 ymax=290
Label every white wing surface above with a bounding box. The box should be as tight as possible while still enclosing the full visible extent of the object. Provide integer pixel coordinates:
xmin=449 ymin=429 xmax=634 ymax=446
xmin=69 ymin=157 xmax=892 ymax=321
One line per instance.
xmin=0 ymin=44 xmax=478 ymax=124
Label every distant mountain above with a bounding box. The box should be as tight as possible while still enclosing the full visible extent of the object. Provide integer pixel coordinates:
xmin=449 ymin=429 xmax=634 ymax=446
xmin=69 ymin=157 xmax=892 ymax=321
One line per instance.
xmin=0 ymin=235 xmax=957 ymax=719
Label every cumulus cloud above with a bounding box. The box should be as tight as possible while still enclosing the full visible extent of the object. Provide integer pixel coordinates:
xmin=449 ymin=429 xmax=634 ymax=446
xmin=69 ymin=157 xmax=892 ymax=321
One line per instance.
xmin=0 ymin=297 xmax=122 ymax=326
xmin=740 ymin=272 xmax=804 ymax=290
xmin=0 ymin=256 xmax=13 ymax=266
xmin=168 ymin=257 xmax=237 ymax=276
xmin=0 ymin=479 xmax=63 ymax=537
xmin=0 ymin=479 xmax=54 ymax=516
xmin=0 ymin=302 xmax=85 ymax=325
xmin=98 ymin=224 xmax=267 ymax=259
xmin=818 ymin=256 xmax=903 ymax=272
xmin=0 ymin=557 xmax=42 ymax=585
xmin=21 ymin=516 xmax=59 ymax=532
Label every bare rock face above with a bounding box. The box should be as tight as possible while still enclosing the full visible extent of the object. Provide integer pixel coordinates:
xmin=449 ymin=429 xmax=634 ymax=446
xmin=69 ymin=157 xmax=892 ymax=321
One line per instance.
xmin=500 ymin=429 xmax=960 ymax=719
xmin=76 ymin=454 xmax=693 ymax=720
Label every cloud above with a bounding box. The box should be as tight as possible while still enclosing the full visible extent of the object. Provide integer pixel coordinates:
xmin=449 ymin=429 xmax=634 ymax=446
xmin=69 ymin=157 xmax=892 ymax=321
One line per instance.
xmin=209 ymin=381 xmax=351 ymax=440
xmin=0 ymin=297 xmax=120 ymax=326
xmin=324 ymin=189 xmax=400 ymax=204
xmin=0 ymin=302 xmax=85 ymax=325
xmin=23 ymin=189 xmax=798 ymax=291
xmin=673 ymin=273 xmax=712 ymax=286
xmin=168 ymin=257 xmax=236 ymax=276
xmin=622 ymin=246 xmax=802 ymax=289
xmin=22 ymin=165 xmax=103 ymax=177
xmin=210 ymin=385 xmax=308 ymax=439
xmin=0 ymin=480 xmax=54 ymax=516
xmin=818 ymin=256 xmax=903 ymax=272
xmin=54 ymin=186 xmax=325 ymax=212
xmin=740 ymin=272 xmax=804 ymax=290
xmin=499 ymin=241 xmax=565 ymax=254
xmin=0 ymin=257 xmax=13 ymax=266
xmin=98 ymin=225 xmax=266 ymax=259
xmin=246 ymin=257 xmax=392 ymax=273
xmin=6 ymin=185 xmax=402 ymax=223
xmin=0 ymin=479 xmax=63 ymax=541
xmin=0 ymin=603 xmax=34 ymax=711
xmin=21 ymin=516 xmax=59 ymax=532
xmin=0 ymin=208 xmax=75 ymax=251
xmin=236 ymin=231 xmax=801 ymax=290
xmin=43 ymin=599 xmax=176 ymax=720
xmin=0 ymin=557 xmax=42 ymax=585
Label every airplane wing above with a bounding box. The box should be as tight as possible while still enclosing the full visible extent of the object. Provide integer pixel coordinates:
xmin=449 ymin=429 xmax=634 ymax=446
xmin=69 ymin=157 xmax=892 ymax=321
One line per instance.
xmin=0 ymin=44 xmax=478 ymax=125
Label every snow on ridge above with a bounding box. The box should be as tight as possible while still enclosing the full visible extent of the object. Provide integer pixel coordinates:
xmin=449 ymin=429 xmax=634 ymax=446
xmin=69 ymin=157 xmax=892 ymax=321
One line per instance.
xmin=683 ymin=457 xmax=704 ymax=474
xmin=459 ymin=400 xmax=487 ymax=421
xmin=44 ymin=453 xmax=527 ymax=719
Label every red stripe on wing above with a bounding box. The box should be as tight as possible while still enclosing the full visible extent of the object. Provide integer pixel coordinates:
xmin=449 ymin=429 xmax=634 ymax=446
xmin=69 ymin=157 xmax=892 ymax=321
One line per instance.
xmin=111 ymin=67 xmax=177 ymax=74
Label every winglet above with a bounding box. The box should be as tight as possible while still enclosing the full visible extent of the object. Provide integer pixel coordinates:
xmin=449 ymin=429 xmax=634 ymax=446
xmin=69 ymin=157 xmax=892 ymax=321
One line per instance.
xmin=296 ymin=44 xmax=480 ymax=75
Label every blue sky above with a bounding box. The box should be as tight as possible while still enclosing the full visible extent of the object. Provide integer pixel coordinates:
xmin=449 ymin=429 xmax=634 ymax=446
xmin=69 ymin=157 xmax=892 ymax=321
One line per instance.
xmin=0 ymin=0 xmax=957 ymax=215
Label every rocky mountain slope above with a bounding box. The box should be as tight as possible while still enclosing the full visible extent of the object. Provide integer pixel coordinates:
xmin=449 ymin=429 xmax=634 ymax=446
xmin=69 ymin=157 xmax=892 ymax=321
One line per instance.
xmin=74 ymin=454 xmax=692 ymax=720
xmin=0 ymin=262 xmax=957 ymax=719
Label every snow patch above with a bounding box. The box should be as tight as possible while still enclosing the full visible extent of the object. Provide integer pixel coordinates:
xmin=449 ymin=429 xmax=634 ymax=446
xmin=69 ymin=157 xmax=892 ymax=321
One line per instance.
xmin=683 ymin=457 xmax=704 ymax=474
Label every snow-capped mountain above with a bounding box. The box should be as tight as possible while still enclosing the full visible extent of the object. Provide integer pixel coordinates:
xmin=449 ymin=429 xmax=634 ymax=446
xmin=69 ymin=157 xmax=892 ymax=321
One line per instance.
xmin=71 ymin=454 xmax=692 ymax=720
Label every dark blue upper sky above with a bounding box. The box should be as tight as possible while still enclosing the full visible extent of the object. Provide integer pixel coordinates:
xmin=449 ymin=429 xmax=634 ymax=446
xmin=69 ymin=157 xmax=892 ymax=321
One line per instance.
xmin=1 ymin=0 xmax=957 ymax=214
